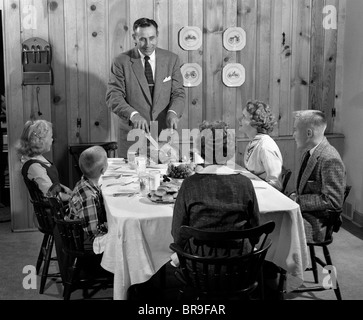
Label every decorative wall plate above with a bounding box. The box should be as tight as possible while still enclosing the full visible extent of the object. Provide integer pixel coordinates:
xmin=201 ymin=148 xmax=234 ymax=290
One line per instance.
xmin=222 ymin=63 xmax=245 ymax=87
xmin=180 ymin=63 xmax=202 ymax=87
xmin=223 ymin=27 xmax=246 ymax=51
xmin=179 ymin=26 xmax=202 ymax=51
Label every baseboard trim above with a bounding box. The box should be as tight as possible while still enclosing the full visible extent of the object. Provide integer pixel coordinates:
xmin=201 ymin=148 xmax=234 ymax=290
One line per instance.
xmin=352 ymin=210 xmax=363 ymax=228
xmin=11 ymin=228 xmax=38 ymax=233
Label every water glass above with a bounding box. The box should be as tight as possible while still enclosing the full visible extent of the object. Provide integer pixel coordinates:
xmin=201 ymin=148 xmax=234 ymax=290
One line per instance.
xmin=128 ymin=151 xmax=137 ymax=169
xmin=149 ymin=170 xmax=161 ymax=191
xmin=138 ymin=172 xmax=150 ymax=197
xmin=135 ymin=156 xmax=147 ymax=175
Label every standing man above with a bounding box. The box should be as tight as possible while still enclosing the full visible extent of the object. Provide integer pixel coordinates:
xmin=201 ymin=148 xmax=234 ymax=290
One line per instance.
xmin=291 ymin=110 xmax=346 ymax=242
xmin=106 ymin=17 xmax=185 ymax=158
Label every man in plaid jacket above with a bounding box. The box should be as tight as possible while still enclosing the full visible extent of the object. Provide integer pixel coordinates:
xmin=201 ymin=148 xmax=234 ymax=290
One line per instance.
xmin=291 ymin=110 xmax=346 ymax=242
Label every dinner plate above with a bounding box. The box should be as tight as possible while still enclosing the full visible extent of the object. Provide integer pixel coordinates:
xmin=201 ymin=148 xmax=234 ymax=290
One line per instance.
xmin=180 ymin=63 xmax=202 ymax=87
xmin=147 ymin=193 xmax=175 ymax=204
xmin=147 ymin=164 xmax=168 ymax=170
xmin=222 ymin=63 xmax=245 ymax=87
xmin=179 ymin=26 xmax=202 ymax=51
xmin=223 ymin=27 xmax=246 ymax=51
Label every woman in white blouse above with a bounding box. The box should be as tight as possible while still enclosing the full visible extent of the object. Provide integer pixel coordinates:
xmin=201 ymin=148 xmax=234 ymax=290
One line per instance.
xmin=239 ymin=100 xmax=283 ymax=191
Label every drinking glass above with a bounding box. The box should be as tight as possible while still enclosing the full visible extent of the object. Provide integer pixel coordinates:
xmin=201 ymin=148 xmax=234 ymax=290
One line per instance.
xmin=128 ymin=151 xmax=137 ymax=169
xmin=135 ymin=156 xmax=147 ymax=175
xmin=149 ymin=170 xmax=161 ymax=191
xmin=138 ymin=172 xmax=150 ymax=197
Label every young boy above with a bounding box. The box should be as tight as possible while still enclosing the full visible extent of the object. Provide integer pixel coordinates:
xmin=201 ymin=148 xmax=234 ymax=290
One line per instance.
xmin=67 ymin=146 xmax=108 ymax=253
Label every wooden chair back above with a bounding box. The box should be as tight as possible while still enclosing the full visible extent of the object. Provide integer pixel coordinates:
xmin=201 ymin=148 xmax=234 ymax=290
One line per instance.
xmin=170 ymin=221 xmax=275 ymax=300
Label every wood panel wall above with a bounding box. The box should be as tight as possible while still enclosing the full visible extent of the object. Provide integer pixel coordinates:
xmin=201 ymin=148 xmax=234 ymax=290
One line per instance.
xmin=2 ymin=0 xmax=346 ymax=231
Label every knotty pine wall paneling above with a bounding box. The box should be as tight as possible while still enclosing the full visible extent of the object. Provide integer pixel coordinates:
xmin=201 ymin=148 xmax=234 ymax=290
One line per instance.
xmin=236 ymin=0 xmax=257 ymax=133
xmin=169 ymin=0 xmax=189 ymax=133
xmin=222 ymin=0 xmax=238 ymax=129
xmin=187 ymin=0 xmax=203 ymax=132
xmin=3 ymin=0 xmax=33 ymax=231
xmin=87 ymin=0 xmax=109 ymax=142
xmin=107 ymin=0 xmax=130 ymax=142
xmin=49 ymin=0 xmax=68 ymax=189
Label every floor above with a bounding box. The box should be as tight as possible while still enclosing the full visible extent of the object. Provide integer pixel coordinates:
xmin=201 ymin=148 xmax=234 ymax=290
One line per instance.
xmin=1 ymin=215 xmax=363 ymax=300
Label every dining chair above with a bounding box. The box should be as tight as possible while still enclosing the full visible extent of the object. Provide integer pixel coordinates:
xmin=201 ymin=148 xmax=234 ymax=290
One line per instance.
xmin=22 ymin=178 xmax=61 ymax=294
xmin=169 ymin=221 xmax=275 ymax=300
xmin=290 ymin=185 xmax=352 ymax=300
xmin=281 ymin=166 xmax=292 ymax=194
xmin=49 ymin=197 xmax=113 ymax=300
xmin=69 ymin=141 xmax=118 ymax=182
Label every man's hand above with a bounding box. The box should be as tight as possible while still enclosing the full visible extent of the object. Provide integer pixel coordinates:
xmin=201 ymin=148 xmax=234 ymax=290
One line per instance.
xmin=166 ymin=111 xmax=179 ymax=130
xmin=289 ymin=192 xmax=297 ymax=202
xmin=130 ymin=113 xmax=149 ymax=133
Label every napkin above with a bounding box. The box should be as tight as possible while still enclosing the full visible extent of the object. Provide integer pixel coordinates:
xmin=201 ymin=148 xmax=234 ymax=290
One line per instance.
xmin=93 ymin=233 xmax=108 ymax=254
xmin=170 ymin=252 xmax=180 ymax=267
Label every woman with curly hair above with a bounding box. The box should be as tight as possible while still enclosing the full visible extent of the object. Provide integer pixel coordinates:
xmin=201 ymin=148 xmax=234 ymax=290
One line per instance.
xmin=239 ymin=100 xmax=283 ymax=191
xmin=16 ymin=119 xmax=72 ymax=201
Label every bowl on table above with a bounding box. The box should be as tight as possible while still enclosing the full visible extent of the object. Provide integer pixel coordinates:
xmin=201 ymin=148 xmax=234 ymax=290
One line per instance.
xmin=166 ymin=162 xmax=195 ymax=184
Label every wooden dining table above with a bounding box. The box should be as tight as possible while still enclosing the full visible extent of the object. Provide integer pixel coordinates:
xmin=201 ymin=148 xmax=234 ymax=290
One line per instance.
xmin=99 ymin=159 xmax=309 ymax=300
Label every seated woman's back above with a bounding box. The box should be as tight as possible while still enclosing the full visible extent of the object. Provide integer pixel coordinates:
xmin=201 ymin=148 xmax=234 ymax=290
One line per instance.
xmin=16 ymin=119 xmax=71 ymax=201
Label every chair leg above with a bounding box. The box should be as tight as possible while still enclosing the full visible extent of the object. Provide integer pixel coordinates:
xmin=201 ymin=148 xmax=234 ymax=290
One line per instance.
xmin=309 ymin=245 xmax=319 ymax=283
xmin=258 ymin=269 xmax=265 ymax=300
xmin=39 ymin=235 xmax=54 ymax=294
xmin=63 ymin=257 xmax=77 ymax=300
xmin=159 ymin=264 xmax=166 ymax=300
xmin=277 ymin=268 xmax=286 ymax=300
xmin=322 ymin=246 xmax=342 ymax=300
xmin=36 ymin=234 xmax=49 ymax=275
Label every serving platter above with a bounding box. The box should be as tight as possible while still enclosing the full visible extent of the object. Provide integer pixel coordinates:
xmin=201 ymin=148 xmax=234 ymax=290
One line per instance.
xmin=147 ymin=193 xmax=175 ymax=204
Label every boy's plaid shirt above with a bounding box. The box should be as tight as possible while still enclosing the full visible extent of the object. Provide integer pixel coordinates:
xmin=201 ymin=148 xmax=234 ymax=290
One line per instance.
xmin=67 ymin=176 xmax=107 ymax=240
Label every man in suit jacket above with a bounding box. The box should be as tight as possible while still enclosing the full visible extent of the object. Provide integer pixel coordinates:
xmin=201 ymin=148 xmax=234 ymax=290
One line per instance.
xmin=291 ymin=110 xmax=346 ymax=242
xmin=106 ymin=18 xmax=185 ymax=158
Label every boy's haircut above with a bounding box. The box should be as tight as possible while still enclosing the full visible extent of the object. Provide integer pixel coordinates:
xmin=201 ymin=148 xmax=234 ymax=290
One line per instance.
xmin=79 ymin=146 xmax=107 ymax=179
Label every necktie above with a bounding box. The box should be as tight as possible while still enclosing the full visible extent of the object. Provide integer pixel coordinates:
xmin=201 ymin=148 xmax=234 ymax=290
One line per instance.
xmin=144 ymin=55 xmax=154 ymax=98
xmin=297 ymin=151 xmax=310 ymax=187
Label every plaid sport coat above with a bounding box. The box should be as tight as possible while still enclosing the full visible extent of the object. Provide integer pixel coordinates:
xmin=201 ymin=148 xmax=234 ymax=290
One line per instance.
xmin=297 ymin=137 xmax=346 ymax=213
xmin=296 ymin=138 xmax=346 ymax=242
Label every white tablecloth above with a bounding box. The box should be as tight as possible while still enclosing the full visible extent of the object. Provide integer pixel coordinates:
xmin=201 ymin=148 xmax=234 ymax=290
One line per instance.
xmin=100 ymin=160 xmax=309 ymax=299
xmin=238 ymin=169 xmax=309 ymax=291
xmin=100 ymin=160 xmax=173 ymax=300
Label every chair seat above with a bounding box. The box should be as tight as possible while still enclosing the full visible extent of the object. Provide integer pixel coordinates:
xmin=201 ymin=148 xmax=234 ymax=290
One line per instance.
xmin=288 ymin=186 xmax=352 ymax=300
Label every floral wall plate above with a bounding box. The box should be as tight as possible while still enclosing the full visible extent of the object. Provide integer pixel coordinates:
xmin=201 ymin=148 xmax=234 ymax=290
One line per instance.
xmin=180 ymin=63 xmax=202 ymax=87
xmin=179 ymin=26 xmax=202 ymax=51
xmin=223 ymin=27 xmax=246 ymax=51
xmin=222 ymin=63 xmax=245 ymax=87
